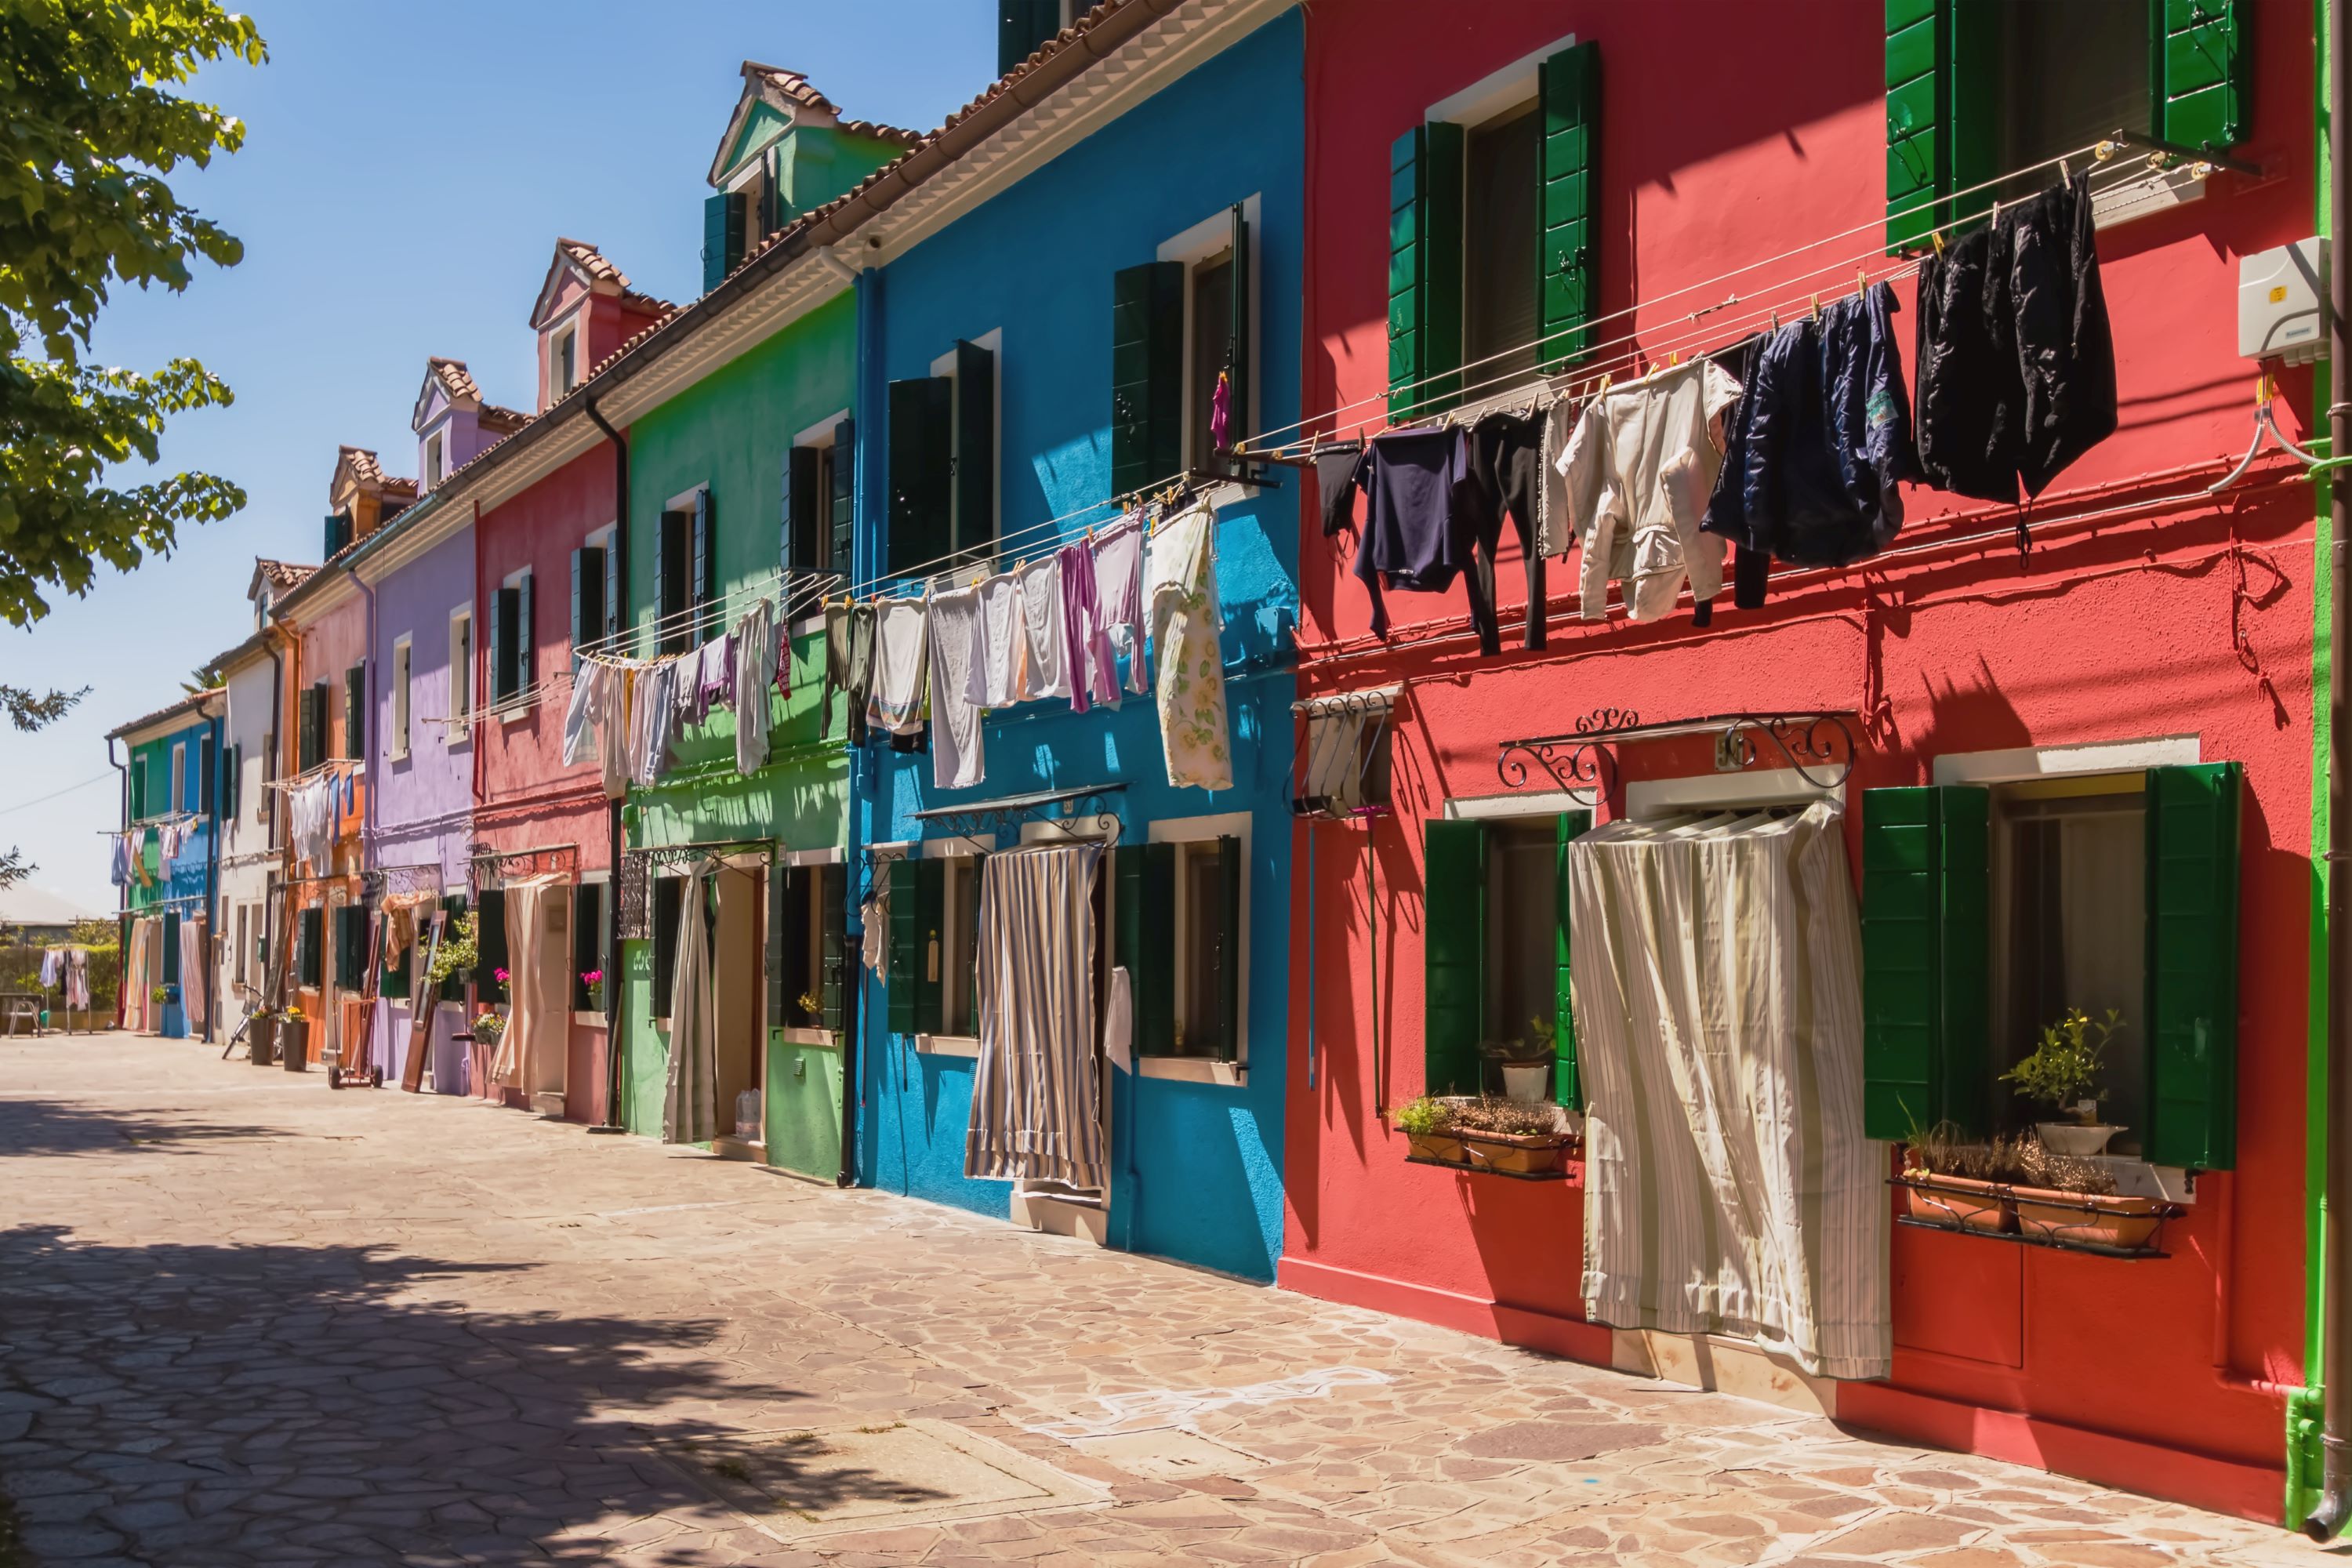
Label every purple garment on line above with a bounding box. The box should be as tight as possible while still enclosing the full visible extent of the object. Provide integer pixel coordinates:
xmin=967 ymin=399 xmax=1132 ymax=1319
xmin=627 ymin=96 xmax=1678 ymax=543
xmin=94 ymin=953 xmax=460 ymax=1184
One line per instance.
xmin=1059 ymin=541 xmax=1117 ymax=714
xmin=690 ymin=633 xmax=735 ymax=722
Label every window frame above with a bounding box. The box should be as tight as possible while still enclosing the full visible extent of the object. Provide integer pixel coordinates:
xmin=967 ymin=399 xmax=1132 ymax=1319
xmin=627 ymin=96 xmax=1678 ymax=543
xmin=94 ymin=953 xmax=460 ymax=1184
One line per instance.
xmin=169 ymin=743 xmax=187 ymax=817
xmin=494 ymin=567 xmax=535 ymax=718
xmin=572 ymin=872 xmax=611 ymax=1020
xmin=771 ymin=846 xmax=847 ymax=1044
xmin=1139 ymin=811 xmax=1250 ymax=1083
xmin=913 ymin=834 xmax=995 ymax=1057
xmin=1157 ymin=196 xmax=1261 ymax=485
xmin=1434 ymin=793 xmax=1588 ymax=1105
xmin=928 ymin=331 xmax=1001 ymax=563
xmin=447 ymin=604 xmax=473 ymax=745
xmin=389 ymin=635 xmax=412 ymax=761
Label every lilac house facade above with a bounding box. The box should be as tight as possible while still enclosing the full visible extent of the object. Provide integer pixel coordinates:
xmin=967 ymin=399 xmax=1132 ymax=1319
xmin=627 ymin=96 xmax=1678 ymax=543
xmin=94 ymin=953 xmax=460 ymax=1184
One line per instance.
xmin=350 ymin=360 xmax=524 ymax=1087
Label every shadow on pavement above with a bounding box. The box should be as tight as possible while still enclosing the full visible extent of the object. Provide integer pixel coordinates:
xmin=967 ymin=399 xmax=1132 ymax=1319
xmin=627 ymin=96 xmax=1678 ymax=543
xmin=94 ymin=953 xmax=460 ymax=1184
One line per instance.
xmin=0 ymin=1096 xmax=289 ymax=1160
xmin=0 ymin=1224 xmax=934 ymax=1565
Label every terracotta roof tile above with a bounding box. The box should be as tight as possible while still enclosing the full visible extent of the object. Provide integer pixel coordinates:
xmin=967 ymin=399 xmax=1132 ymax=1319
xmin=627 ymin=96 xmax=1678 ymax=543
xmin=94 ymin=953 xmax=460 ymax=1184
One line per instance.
xmin=107 ymin=687 xmax=221 ymax=741
xmin=556 ymin=238 xmax=629 ymax=289
xmin=427 ymin=357 xmax=483 ymax=402
xmin=252 ymin=559 xmax=318 ymax=590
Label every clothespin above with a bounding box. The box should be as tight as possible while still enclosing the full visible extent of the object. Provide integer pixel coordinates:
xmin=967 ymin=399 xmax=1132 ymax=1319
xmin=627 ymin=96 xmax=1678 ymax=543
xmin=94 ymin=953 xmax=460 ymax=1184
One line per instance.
xmin=1856 ymin=265 xmax=1868 ymax=297
xmin=1809 ymin=293 xmax=1821 ymax=322
xmin=1769 ymin=306 xmax=1780 ymax=331
xmin=1991 ymin=196 xmax=2001 ymax=226
xmin=1667 ymin=349 xmax=1680 ymax=367
xmin=1930 ymin=229 xmax=1946 ymax=256
xmin=2060 ymin=156 xmax=2072 ymax=183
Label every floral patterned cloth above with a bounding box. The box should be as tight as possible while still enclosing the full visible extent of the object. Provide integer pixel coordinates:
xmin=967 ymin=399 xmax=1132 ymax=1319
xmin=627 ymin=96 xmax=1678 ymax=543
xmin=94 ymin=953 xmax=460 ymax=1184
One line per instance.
xmin=1144 ymin=504 xmax=1230 ymax=791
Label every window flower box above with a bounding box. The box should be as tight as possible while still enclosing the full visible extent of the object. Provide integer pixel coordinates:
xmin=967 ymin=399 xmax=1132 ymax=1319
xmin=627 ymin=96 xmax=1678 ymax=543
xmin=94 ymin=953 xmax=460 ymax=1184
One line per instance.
xmin=1895 ymin=1171 xmax=2014 ymax=1234
xmin=1398 ymin=1095 xmax=1579 ymax=1180
xmin=2010 ymin=1186 xmax=2170 ymax=1253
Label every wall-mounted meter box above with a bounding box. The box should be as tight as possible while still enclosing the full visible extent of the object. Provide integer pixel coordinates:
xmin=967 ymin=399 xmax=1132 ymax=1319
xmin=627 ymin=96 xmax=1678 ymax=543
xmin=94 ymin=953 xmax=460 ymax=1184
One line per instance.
xmin=2238 ymin=238 xmax=2328 ymax=365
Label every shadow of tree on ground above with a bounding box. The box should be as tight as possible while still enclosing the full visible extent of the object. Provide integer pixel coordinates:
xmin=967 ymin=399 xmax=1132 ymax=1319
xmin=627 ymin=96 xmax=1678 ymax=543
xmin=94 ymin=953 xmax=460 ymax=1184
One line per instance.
xmin=0 ymin=1095 xmax=291 ymax=1160
xmin=0 ymin=1225 xmax=938 ymax=1566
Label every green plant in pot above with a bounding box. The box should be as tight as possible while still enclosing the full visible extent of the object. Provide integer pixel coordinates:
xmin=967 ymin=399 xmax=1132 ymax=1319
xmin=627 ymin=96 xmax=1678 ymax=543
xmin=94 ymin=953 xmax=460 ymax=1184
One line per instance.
xmin=2002 ymin=1007 xmax=2123 ymax=1156
xmin=427 ymin=914 xmax=477 ymax=987
xmin=1395 ymin=1095 xmax=1461 ymax=1163
xmin=1479 ymin=1018 xmax=1555 ymax=1102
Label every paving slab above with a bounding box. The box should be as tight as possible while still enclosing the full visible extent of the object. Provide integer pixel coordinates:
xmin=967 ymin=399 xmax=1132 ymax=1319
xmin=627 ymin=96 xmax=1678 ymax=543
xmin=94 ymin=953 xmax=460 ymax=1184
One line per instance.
xmin=0 ymin=1033 xmax=2331 ymax=1566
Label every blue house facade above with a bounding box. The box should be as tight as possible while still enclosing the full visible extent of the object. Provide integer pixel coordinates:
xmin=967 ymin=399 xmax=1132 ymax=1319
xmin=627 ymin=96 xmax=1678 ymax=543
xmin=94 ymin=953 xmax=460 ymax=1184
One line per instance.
xmin=110 ymin=692 xmax=226 ymax=1040
xmin=847 ymin=7 xmax=1302 ymax=1281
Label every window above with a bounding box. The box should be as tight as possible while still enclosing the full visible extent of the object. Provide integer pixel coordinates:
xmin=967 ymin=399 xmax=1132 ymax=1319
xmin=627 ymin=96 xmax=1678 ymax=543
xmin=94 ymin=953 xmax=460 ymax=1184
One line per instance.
xmin=448 ymin=607 xmax=472 ymax=731
xmin=552 ymin=327 xmax=578 ymax=397
xmin=1884 ymin=0 xmax=2245 ymax=250
xmin=655 ymin=492 xmax=715 ymax=654
xmin=257 ymin=732 xmax=274 ymax=824
xmin=570 ymin=542 xmax=608 ymax=670
xmin=425 ymin=433 xmax=444 ymax=489
xmin=390 ymin=637 xmax=412 ymax=759
xmin=1118 ymin=818 xmax=1246 ymax=1063
xmin=573 ymin=880 xmax=608 ymax=1012
xmin=170 ymin=744 xmax=186 ymax=816
xmin=886 ymin=847 xmax=985 ymax=1037
xmin=767 ymin=859 xmax=848 ymax=1031
xmin=1462 ymin=104 xmax=1540 ymax=386
xmin=1422 ymin=808 xmax=1586 ymax=1105
xmin=702 ymin=190 xmax=750 ymax=294
xmin=233 ymin=904 xmax=250 ymax=994
xmin=333 ymin=903 xmax=367 ymax=991
xmin=1392 ymin=41 xmax=1595 ymax=418
xmin=1987 ymin=778 xmax=2147 ymax=1147
xmin=1859 ymin=764 xmax=2244 ymax=1169
xmin=492 ymin=572 xmax=533 ymax=707
xmin=1114 ymin=205 xmax=1253 ymax=495
xmin=474 ymin=887 xmax=509 ymax=996
xmin=197 ymin=734 xmax=213 ymax=815
xmin=650 ymin=874 xmax=685 ymax=1020
xmin=162 ymin=911 xmax=180 ymax=985
xmin=298 ymin=682 xmax=328 ymax=771
xmin=782 ymin=430 xmax=848 ymax=589
xmin=886 ymin=337 xmax=995 ymax=575
xmin=298 ymin=905 xmax=325 ymax=989
xmin=380 ymin=912 xmax=411 ymax=1000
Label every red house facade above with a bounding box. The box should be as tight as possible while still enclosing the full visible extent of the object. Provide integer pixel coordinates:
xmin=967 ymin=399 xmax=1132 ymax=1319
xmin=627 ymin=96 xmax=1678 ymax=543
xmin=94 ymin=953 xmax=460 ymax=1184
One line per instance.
xmin=1282 ymin=0 xmax=2317 ymax=1522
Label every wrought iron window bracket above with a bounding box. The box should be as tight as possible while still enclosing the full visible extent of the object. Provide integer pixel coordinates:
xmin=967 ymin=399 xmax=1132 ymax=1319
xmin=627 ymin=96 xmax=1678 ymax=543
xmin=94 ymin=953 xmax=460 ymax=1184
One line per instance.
xmin=1497 ymin=710 xmax=1860 ymax=804
xmin=906 ymin=782 xmax=1127 ymax=847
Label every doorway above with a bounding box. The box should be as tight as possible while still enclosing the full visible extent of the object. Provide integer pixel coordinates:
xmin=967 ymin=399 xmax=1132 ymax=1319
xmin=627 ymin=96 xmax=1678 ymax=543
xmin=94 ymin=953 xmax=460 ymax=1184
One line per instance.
xmin=713 ymin=857 xmax=764 ymax=1148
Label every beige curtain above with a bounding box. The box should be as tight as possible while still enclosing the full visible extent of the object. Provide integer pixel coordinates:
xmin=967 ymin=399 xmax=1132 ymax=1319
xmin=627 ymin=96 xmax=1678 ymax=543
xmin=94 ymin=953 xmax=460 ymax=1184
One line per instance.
xmin=122 ymin=917 xmax=150 ymax=1030
xmin=494 ymin=874 xmax=567 ymax=1095
xmin=180 ymin=916 xmax=208 ymax=1031
xmin=662 ymin=862 xmax=719 ymax=1144
xmin=1571 ymin=803 xmax=1889 ymax=1381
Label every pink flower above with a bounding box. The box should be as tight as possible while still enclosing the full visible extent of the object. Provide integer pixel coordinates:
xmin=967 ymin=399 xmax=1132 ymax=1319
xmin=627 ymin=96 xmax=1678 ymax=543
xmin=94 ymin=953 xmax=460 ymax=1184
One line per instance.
xmin=494 ymin=967 xmax=510 ymax=983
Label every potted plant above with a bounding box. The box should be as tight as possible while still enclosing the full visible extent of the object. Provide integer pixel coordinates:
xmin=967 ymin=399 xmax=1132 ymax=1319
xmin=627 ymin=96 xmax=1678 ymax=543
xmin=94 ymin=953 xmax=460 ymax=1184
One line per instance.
xmin=151 ymin=983 xmax=169 ymax=1006
xmin=1480 ymin=1024 xmax=1555 ymax=1102
xmin=1451 ymin=1095 xmax=1577 ymax=1174
xmin=1896 ymin=1121 xmax=2016 ymax=1234
xmin=427 ymin=915 xmax=477 ymax=989
xmin=581 ymin=969 xmax=605 ymax=1011
xmin=2008 ymin=1135 xmax=2170 ymax=1253
xmin=279 ymin=1004 xmax=310 ymax=1070
xmin=2002 ymin=1007 xmax=2125 ymax=1156
xmin=1396 ymin=1095 xmax=1463 ymax=1165
xmin=470 ymin=1009 xmax=506 ymax=1047
xmin=492 ymin=966 xmax=512 ymax=1002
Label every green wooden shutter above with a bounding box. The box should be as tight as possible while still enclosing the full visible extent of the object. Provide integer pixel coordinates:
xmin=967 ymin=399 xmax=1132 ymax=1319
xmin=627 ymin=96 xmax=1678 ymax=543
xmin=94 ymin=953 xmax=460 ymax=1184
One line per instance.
xmin=702 ymin=191 xmax=747 ymax=293
xmin=570 ymin=547 xmax=584 ymax=661
xmin=1553 ymin=808 xmax=1592 ymax=1109
xmin=1537 ymin=42 xmax=1599 ymax=372
xmin=1214 ymin=834 xmax=1241 ymax=1062
xmin=493 ymin=586 xmax=519 ymax=702
xmin=1422 ymin=817 xmax=1486 ymax=1095
xmin=887 ymin=376 xmax=953 ymax=575
xmin=1111 ymin=260 xmax=1184 ymax=498
xmin=657 ymin=510 xmax=688 ymax=654
xmin=911 ymin=856 xmax=944 ymax=1035
xmin=381 ymin=915 xmax=411 ymax=1000
xmin=785 ymin=445 xmax=822 ymax=576
xmin=162 ymin=912 xmax=181 ymax=983
xmin=224 ymin=743 xmax=239 ymax=821
xmin=518 ymin=574 xmax=534 ymax=695
xmin=1883 ymin=0 xmax=1997 ymax=252
xmin=1226 ymin=204 xmax=1250 ymax=448
xmin=1860 ymin=786 xmax=1990 ymax=1139
xmin=998 ymin=0 xmax=1059 ymax=76
xmin=2144 ymin=761 xmax=2241 ymax=1168
xmin=1388 ymin=122 xmax=1462 ymax=420
xmin=766 ymin=864 xmax=789 ymax=1029
xmin=299 ymin=906 xmax=324 ymax=987
xmin=886 ymin=858 xmax=919 ymax=1033
xmin=297 ymin=684 xmax=319 ymax=771
xmin=818 ymin=862 xmax=848 ymax=1033
xmin=829 ymin=419 xmax=856 ymax=583
xmin=1115 ymin=842 xmax=1176 ymax=1057
xmin=2154 ymin=0 xmax=2245 ymax=152
xmin=345 ymin=665 xmax=365 ymax=759
xmin=334 ymin=906 xmax=362 ymax=989
xmin=953 ymin=339 xmax=996 ymax=556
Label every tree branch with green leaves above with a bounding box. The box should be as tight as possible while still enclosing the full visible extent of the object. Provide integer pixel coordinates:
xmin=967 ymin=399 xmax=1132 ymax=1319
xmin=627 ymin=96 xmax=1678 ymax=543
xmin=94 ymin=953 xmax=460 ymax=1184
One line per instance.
xmin=0 ymin=1 xmax=267 ymax=626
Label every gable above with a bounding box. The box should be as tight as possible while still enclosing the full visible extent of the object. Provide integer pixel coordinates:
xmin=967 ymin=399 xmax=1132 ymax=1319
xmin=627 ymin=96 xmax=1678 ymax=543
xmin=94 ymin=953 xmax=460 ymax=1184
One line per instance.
xmin=529 ymin=254 xmax=594 ymax=331
xmin=412 ymin=376 xmax=453 ymax=433
xmin=721 ymin=102 xmax=791 ymax=187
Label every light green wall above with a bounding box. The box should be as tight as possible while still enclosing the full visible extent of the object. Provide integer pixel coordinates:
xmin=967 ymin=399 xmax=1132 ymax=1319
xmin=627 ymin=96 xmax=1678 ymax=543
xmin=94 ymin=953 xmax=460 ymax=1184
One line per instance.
xmin=619 ymin=287 xmax=858 ymax=1146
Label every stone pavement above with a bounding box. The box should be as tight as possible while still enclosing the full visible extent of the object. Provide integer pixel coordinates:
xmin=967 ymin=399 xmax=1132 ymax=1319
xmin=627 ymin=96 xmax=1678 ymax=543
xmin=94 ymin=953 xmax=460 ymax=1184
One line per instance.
xmin=0 ymin=1035 xmax=2330 ymax=1567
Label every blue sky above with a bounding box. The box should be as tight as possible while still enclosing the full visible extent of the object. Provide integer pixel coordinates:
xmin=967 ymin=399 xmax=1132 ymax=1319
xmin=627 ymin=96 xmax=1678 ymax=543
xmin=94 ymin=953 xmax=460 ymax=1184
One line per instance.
xmin=4 ymin=1 xmax=994 ymax=916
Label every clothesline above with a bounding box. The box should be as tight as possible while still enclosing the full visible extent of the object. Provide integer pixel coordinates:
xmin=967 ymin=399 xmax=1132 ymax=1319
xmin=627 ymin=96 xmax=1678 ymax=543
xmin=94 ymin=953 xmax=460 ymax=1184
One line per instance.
xmin=261 ymin=757 xmax=365 ymax=792
xmin=1242 ymin=132 xmax=2154 ymax=458
xmin=1257 ymin=144 xmax=2161 ymax=461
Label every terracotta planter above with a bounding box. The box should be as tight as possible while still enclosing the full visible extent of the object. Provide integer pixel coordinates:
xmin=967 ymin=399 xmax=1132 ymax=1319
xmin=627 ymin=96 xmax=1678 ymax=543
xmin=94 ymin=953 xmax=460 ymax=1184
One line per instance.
xmin=1897 ymin=1172 xmax=2014 ymax=1233
xmin=1404 ymin=1131 xmax=1465 ymax=1164
xmin=2011 ymin=1185 xmax=2168 ymax=1253
xmin=1459 ymin=1130 xmax=1573 ymax=1175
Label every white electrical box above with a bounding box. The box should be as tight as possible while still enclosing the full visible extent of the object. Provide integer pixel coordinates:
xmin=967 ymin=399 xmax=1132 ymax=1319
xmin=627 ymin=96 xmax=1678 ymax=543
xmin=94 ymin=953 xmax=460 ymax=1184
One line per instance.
xmin=2238 ymin=238 xmax=2329 ymax=365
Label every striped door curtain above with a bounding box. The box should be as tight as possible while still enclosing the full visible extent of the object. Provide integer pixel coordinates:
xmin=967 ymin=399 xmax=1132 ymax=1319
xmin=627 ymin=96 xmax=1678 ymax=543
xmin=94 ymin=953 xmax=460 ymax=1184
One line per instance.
xmin=964 ymin=841 xmax=1109 ymax=1191
xmin=661 ymin=862 xmax=720 ymax=1145
xmin=1568 ymin=802 xmax=1889 ymax=1381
